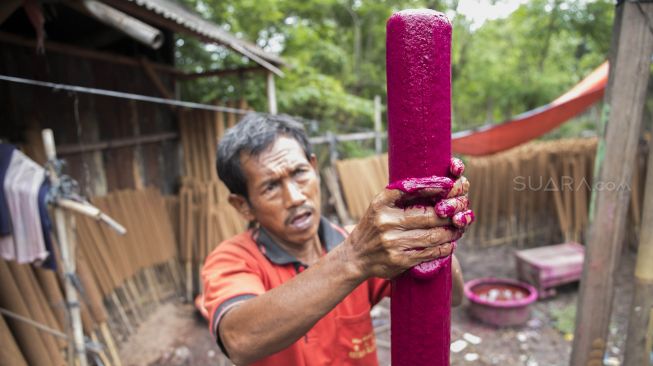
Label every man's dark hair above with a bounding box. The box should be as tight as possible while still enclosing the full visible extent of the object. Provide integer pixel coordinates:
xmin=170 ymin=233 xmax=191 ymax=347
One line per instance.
xmin=216 ymin=113 xmax=312 ymax=198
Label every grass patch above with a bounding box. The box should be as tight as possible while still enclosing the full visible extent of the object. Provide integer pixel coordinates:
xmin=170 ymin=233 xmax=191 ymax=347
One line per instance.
xmin=551 ymin=304 xmax=577 ymax=335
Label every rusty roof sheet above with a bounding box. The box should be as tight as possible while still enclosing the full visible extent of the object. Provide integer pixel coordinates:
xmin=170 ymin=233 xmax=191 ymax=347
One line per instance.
xmin=113 ymin=0 xmax=284 ymax=76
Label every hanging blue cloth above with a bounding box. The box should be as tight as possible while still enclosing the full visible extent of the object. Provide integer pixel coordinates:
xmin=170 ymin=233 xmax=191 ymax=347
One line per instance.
xmin=38 ymin=178 xmax=56 ymax=270
xmin=0 ymin=144 xmax=16 ymax=235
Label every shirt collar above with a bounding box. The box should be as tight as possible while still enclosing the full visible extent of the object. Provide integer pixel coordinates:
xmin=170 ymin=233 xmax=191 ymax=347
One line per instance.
xmin=255 ymin=217 xmax=346 ymax=266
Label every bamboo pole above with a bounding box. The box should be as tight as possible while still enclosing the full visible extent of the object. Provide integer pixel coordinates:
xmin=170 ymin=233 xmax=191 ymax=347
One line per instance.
xmin=56 ymin=213 xmax=89 ymax=366
xmin=89 ymin=332 xmax=113 ymax=366
xmin=624 ymin=141 xmax=653 ymax=364
xmin=43 ymin=129 xmax=126 ymax=366
xmin=99 ymin=322 xmax=122 ymax=366
xmin=44 ymin=129 xmax=88 ymax=366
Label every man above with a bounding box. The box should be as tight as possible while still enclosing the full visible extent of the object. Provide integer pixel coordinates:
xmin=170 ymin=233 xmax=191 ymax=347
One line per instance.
xmin=201 ymin=113 xmax=471 ymax=366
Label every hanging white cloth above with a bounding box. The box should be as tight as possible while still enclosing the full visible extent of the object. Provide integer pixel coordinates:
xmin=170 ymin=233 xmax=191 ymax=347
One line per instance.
xmin=0 ymin=149 xmax=48 ymax=263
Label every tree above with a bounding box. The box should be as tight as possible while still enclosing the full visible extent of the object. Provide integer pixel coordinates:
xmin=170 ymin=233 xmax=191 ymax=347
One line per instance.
xmin=177 ymin=0 xmax=614 ymax=156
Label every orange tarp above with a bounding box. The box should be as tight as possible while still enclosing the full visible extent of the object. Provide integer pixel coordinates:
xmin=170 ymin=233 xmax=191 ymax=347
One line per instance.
xmin=452 ymin=62 xmax=608 ymax=156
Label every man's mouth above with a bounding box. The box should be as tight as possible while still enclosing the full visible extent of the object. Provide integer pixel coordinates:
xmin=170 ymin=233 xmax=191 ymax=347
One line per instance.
xmin=287 ymin=210 xmax=314 ymax=231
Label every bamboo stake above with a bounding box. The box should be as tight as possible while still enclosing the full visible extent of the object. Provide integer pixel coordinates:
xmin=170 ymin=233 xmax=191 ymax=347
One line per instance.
xmin=624 ymin=138 xmax=653 ymax=364
xmin=108 ymin=292 xmax=133 ymax=335
xmin=99 ymin=322 xmax=122 ymax=366
xmin=90 ymin=332 xmax=113 ymax=366
xmin=123 ymin=280 xmax=144 ymax=322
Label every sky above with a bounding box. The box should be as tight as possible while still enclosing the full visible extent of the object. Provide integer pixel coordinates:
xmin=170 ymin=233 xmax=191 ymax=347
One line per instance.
xmin=454 ymin=0 xmax=529 ymax=30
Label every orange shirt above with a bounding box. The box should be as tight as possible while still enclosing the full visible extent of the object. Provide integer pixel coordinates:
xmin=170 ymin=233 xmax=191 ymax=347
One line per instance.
xmin=201 ymin=217 xmax=391 ymax=366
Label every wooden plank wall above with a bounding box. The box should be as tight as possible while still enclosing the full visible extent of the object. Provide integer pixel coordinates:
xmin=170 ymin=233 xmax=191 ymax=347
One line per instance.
xmin=0 ymin=42 xmax=180 ymax=196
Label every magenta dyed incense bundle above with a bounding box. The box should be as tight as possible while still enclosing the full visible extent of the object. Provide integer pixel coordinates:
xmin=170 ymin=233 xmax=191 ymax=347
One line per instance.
xmin=386 ymin=9 xmax=453 ymax=366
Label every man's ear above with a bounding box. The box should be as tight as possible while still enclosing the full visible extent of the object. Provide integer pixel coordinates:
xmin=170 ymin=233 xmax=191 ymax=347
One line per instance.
xmin=228 ymin=194 xmax=255 ymax=222
xmin=309 ymin=153 xmax=318 ymax=171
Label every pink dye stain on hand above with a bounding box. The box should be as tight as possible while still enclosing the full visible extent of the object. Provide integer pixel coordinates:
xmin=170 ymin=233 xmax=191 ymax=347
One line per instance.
xmin=450 ymin=157 xmax=465 ymax=177
xmin=386 ymin=8 xmax=454 ymax=366
xmin=453 ymin=209 xmax=475 ymax=228
xmin=412 ymin=241 xmax=457 ymax=279
xmin=387 ymin=176 xmax=454 ymax=208
xmin=435 ymin=196 xmax=469 ymax=218
xmin=387 ymin=176 xmax=453 ymax=193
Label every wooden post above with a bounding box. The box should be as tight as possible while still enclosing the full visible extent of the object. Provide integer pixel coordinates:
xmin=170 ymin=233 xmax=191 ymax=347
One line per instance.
xmin=322 ymin=167 xmax=353 ymax=226
xmin=43 ymin=129 xmax=89 ymax=366
xmin=374 ymin=95 xmax=383 ymax=155
xmin=326 ymin=131 xmax=338 ymax=166
xmin=624 ymin=139 xmax=653 ymax=363
xmin=266 ymin=72 xmax=277 ymax=115
xmin=570 ymin=3 xmax=653 ymax=365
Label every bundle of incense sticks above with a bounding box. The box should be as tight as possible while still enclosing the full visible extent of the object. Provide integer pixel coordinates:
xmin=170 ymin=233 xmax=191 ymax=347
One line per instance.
xmin=178 ymin=101 xmax=249 ymax=299
xmin=0 ymin=187 xmax=184 ymax=365
xmin=335 ymin=138 xmax=617 ymax=248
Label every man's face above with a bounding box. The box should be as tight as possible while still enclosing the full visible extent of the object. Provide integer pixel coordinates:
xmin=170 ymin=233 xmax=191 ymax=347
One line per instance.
xmin=238 ymin=136 xmax=321 ymax=246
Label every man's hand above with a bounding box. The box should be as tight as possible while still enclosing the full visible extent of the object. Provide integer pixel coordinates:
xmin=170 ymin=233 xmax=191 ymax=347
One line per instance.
xmin=344 ymin=157 xmax=472 ymax=280
xmin=438 ymin=157 xmax=473 ymax=228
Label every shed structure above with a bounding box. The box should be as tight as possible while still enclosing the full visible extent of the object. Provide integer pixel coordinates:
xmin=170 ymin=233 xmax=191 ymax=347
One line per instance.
xmin=0 ymin=0 xmax=283 ymax=195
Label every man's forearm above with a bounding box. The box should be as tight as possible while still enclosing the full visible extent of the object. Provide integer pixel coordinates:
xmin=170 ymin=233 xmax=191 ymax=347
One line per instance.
xmin=219 ymin=244 xmax=364 ymax=365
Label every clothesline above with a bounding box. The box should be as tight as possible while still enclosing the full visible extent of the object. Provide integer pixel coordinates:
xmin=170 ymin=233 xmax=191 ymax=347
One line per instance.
xmin=0 ymin=74 xmax=251 ymax=114
xmin=0 ymin=74 xmax=333 ymax=131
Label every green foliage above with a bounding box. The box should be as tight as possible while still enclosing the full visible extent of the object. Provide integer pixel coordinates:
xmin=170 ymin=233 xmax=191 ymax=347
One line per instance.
xmin=551 ymin=303 xmax=576 ymax=336
xmin=453 ymin=0 xmax=613 ymax=131
xmin=176 ymin=0 xmax=614 ymax=157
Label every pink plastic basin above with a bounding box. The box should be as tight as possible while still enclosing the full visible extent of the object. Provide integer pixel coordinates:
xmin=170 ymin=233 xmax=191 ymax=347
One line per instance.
xmin=464 ymin=277 xmax=538 ymax=327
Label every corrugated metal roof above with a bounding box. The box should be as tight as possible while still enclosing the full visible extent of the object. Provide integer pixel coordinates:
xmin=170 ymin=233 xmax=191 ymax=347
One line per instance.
xmin=111 ymin=0 xmax=284 ymax=76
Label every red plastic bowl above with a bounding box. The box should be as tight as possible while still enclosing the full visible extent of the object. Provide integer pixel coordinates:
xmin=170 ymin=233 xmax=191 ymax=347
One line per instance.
xmin=464 ymin=277 xmax=538 ymax=326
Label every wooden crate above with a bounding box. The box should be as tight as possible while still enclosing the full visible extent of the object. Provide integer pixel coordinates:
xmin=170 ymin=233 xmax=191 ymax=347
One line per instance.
xmin=514 ymin=242 xmax=585 ymax=299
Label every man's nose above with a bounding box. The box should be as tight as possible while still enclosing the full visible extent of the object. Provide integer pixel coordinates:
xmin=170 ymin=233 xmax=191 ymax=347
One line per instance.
xmin=283 ymin=181 xmax=306 ymax=207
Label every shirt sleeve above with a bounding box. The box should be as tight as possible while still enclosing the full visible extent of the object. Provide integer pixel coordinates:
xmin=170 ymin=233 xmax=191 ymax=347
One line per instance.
xmin=201 ymin=240 xmax=266 ymax=344
xmin=367 ymin=277 xmax=391 ymax=306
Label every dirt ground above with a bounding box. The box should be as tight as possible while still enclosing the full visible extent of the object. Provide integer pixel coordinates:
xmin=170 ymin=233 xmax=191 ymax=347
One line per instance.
xmin=119 ymin=239 xmax=635 ymax=366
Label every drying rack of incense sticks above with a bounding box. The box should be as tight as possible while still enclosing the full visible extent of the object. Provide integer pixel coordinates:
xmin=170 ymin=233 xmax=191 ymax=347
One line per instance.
xmin=335 ymin=137 xmax=645 ymax=249
xmin=0 ymin=129 xmax=131 ymax=365
xmin=1 ymin=129 xmax=187 ymax=366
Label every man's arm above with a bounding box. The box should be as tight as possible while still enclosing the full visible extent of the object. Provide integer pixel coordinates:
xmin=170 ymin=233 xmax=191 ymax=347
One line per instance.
xmin=219 ymin=187 xmax=464 ymax=365
xmin=218 ymin=243 xmax=367 ymax=365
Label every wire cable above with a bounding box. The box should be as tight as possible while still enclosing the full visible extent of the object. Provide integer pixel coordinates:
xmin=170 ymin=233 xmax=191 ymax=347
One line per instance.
xmin=0 ymin=74 xmax=250 ymax=114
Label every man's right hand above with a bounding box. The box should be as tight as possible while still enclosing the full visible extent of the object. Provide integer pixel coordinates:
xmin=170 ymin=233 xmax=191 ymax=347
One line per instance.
xmin=343 ymin=184 xmax=470 ymax=280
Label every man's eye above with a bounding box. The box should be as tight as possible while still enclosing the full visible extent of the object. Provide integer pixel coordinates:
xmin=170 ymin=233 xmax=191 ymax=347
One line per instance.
xmin=264 ymin=182 xmax=278 ymax=192
xmin=294 ymin=168 xmax=309 ymax=177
